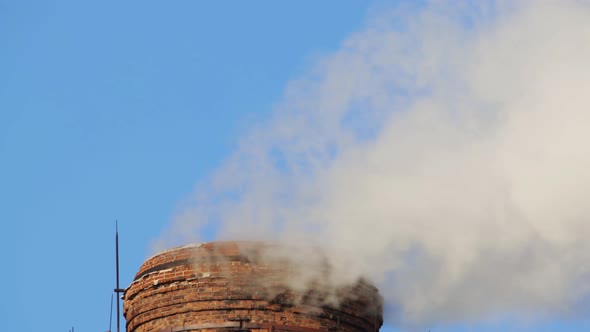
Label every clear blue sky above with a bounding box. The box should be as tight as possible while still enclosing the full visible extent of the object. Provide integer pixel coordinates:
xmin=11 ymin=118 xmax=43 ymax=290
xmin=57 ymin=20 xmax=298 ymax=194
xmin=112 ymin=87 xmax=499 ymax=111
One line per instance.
xmin=0 ymin=1 xmax=588 ymax=332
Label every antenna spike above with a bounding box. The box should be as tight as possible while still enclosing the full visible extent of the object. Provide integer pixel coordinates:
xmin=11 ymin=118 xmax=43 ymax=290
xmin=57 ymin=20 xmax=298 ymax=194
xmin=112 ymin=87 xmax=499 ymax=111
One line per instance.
xmin=109 ymin=293 xmax=114 ymax=332
xmin=114 ymin=221 xmax=122 ymax=332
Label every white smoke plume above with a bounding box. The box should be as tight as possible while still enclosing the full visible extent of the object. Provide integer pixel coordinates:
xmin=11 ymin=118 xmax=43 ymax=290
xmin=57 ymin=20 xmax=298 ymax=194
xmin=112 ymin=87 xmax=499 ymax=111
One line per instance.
xmin=160 ymin=0 xmax=590 ymax=329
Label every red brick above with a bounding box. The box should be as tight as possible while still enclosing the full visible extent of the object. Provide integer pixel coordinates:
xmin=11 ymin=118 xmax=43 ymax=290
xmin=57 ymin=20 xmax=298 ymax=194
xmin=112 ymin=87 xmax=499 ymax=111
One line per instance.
xmin=124 ymin=242 xmax=383 ymax=332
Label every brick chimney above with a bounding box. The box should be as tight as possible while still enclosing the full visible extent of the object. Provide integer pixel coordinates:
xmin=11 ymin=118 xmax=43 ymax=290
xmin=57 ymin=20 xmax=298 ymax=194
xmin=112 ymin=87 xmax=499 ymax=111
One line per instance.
xmin=124 ymin=241 xmax=383 ymax=332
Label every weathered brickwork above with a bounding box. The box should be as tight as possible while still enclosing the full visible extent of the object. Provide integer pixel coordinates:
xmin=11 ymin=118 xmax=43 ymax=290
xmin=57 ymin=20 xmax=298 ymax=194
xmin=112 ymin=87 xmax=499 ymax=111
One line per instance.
xmin=124 ymin=242 xmax=383 ymax=332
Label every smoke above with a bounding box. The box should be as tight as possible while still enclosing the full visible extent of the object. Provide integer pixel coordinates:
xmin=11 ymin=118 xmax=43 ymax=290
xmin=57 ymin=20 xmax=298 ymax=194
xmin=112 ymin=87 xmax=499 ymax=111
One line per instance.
xmin=159 ymin=0 xmax=590 ymax=329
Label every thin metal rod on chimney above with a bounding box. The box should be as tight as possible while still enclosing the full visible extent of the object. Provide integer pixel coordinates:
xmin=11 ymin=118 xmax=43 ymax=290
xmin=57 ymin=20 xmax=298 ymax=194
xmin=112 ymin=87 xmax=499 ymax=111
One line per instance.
xmin=115 ymin=221 xmax=122 ymax=332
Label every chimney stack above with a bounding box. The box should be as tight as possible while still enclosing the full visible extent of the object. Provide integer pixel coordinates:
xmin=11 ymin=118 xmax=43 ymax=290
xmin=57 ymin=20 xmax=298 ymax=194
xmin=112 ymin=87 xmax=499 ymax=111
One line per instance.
xmin=124 ymin=242 xmax=383 ymax=332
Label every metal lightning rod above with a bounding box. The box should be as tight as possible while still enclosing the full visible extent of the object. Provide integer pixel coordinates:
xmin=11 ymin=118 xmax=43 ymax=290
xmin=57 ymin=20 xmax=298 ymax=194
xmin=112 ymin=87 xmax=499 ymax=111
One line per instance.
xmin=109 ymin=293 xmax=113 ymax=332
xmin=114 ymin=221 xmax=125 ymax=332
